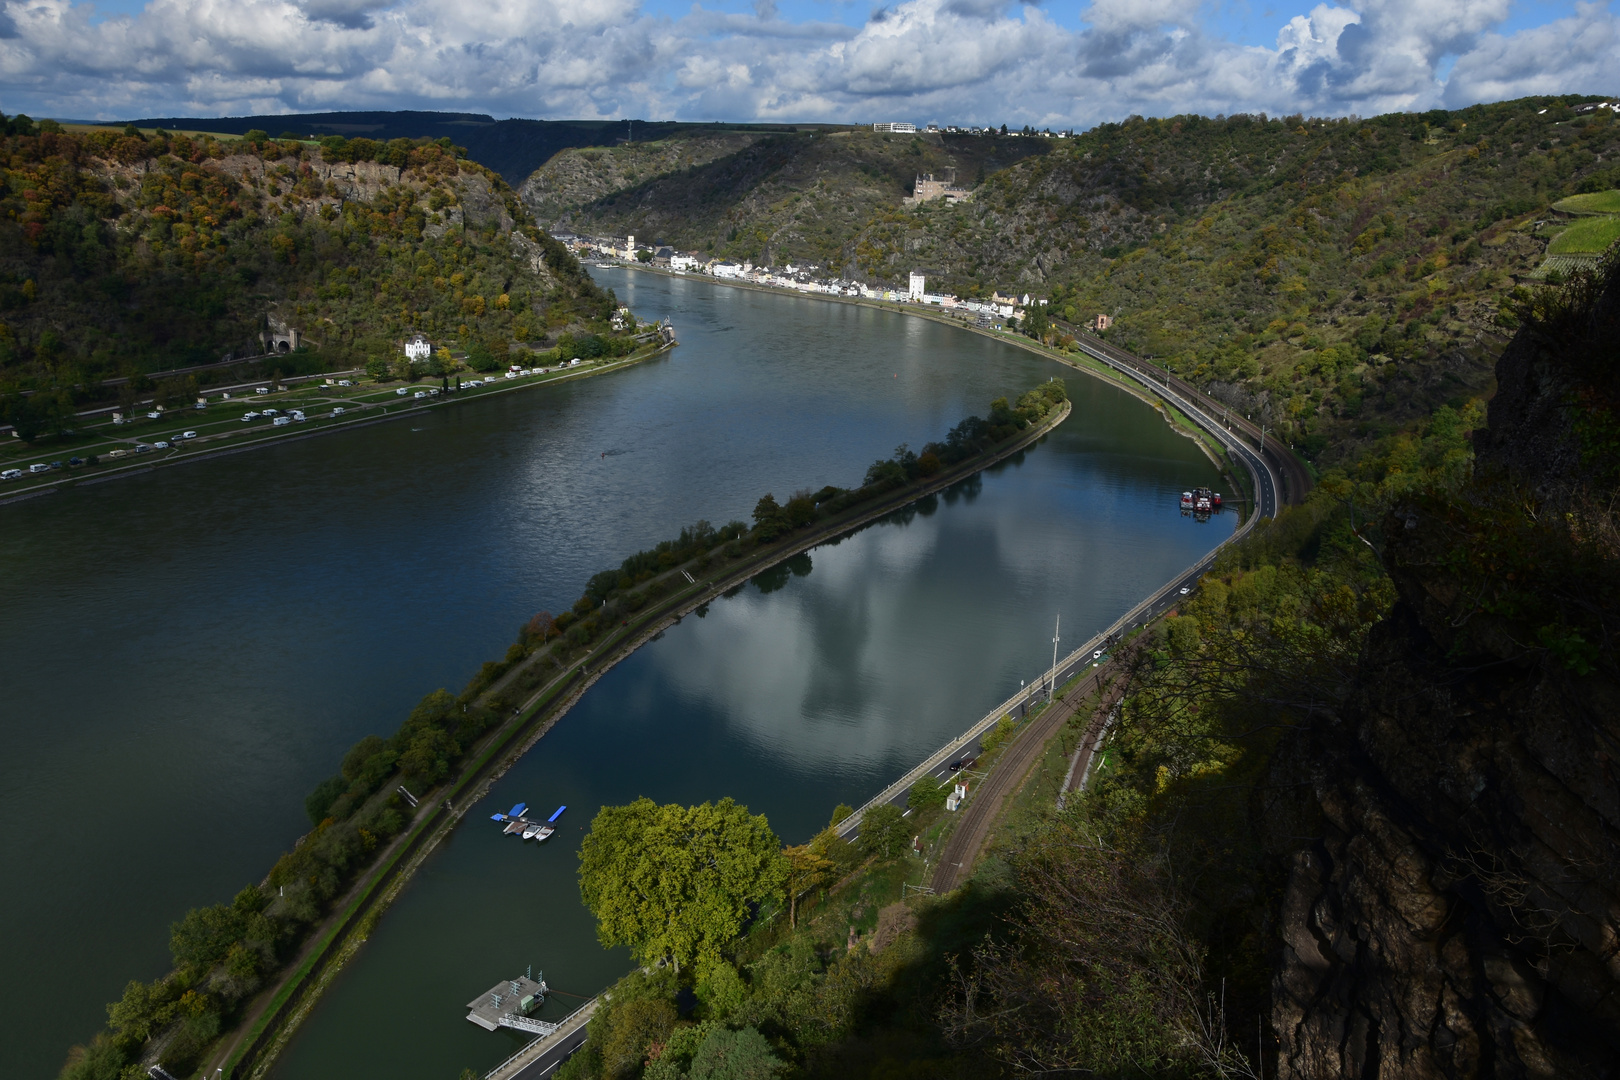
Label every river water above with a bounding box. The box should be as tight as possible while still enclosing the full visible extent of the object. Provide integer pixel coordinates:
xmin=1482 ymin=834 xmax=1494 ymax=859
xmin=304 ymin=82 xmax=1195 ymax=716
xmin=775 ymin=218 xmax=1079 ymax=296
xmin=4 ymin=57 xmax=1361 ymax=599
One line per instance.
xmin=0 ymin=267 xmax=1230 ymax=1079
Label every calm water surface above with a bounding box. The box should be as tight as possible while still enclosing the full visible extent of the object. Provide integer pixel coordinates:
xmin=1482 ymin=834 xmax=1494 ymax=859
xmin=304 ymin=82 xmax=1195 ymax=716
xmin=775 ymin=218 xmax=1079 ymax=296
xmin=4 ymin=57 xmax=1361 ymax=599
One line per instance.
xmin=0 ymin=268 xmax=1228 ymax=1078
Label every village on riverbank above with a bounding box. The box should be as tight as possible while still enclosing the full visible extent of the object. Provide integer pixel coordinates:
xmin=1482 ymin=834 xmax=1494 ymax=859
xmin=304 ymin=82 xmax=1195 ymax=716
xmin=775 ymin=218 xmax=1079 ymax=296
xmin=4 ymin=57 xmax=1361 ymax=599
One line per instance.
xmin=555 ymin=234 xmax=1101 ymax=334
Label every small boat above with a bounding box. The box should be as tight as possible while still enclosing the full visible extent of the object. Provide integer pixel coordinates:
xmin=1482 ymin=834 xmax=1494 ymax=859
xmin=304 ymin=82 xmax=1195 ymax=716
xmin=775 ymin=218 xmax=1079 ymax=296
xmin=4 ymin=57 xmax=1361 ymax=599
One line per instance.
xmin=522 ymin=823 xmax=542 ymax=840
xmin=503 ymin=820 xmax=525 ymax=835
xmin=534 ymin=826 xmax=555 ymax=842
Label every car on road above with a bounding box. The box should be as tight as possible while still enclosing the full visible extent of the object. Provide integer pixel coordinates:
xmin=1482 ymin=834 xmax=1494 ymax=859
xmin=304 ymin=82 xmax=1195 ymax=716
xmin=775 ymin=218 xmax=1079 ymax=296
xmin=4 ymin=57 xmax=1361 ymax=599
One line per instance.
xmin=414 ymin=390 xmax=428 ymax=398
xmin=1092 ymin=649 xmax=1104 ymax=659
xmin=273 ymin=416 xmax=292 ymax=426
xmin=134 ymin=444 xmax=151 ymax=453
xmin=49 ymin=461 xmax=63 ymax=469
xmin=181 ymin=431 xmax=197 ymax=439
xmin=1178 ymin=586 xmax=1190 ymax=595
xmin=1 ymin=468 xmax=22 ymax=480
xmin=69 ymin=457 xmax=82 ymax=466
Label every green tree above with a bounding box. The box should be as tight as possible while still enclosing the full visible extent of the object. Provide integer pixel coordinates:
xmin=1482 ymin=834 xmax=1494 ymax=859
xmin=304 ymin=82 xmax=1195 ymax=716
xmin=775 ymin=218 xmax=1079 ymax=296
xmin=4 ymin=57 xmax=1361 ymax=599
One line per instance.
xmin=578 ymin=798 xmax=789 ymax=969
xmin=689 ymin=1026 xmax=785 ymax=1080
xmin=857 ymin=803 xmax=908 ymax=860
xmin=908 ymin=775 xmax=947 ymax=810
xmin=752 ymin=494 xmax=786 ymax=540
xmin=783 ymin=843 xmax=834 ymax=928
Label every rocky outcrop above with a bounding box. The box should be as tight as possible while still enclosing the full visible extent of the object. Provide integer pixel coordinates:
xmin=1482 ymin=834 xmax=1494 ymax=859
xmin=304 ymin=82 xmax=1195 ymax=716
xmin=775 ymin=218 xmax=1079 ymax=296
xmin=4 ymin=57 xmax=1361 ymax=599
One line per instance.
xmin=454 ymin=172 xmax=514 ymax=234
xmin=1270 ymin=255 xmax=1620 ymax=1078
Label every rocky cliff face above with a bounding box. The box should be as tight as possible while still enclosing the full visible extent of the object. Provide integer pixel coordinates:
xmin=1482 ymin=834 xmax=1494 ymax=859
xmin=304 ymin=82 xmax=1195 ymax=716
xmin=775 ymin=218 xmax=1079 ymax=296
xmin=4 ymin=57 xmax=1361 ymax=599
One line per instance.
xmin=1269 ymin=256 xmax=1620 ymax=1078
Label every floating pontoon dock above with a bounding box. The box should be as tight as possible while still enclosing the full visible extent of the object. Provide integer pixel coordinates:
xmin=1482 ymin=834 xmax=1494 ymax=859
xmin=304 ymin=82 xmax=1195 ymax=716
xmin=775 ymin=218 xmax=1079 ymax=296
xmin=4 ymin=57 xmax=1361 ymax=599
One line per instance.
xmin=466 ymin=975 xmax=555 ymax=1034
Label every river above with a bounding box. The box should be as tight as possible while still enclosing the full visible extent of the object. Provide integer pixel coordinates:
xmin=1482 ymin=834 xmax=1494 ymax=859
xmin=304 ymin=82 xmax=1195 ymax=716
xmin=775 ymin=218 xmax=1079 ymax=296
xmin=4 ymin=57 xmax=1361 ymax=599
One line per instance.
xmin=0 ymin=267 xmax=1231 ymax=1079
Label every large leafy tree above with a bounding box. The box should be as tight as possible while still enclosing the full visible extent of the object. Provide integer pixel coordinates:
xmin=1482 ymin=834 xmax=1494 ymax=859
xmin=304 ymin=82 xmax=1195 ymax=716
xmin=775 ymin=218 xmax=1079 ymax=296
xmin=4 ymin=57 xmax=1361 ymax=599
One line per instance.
xmin=578 ymin=798 xmax=788 ymax=970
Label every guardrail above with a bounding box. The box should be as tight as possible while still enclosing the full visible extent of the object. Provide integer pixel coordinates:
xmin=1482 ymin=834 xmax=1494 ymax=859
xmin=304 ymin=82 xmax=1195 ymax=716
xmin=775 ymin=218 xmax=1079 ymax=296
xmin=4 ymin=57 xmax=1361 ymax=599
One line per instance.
xmin=484 ymin=998 xmax=598 ymax=1080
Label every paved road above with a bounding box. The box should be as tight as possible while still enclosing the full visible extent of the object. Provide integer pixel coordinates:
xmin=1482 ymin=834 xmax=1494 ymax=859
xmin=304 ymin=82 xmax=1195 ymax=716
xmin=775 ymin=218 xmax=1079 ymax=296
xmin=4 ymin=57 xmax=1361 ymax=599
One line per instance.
xmin=509 ymin=1025 xmax=590 ymax=1080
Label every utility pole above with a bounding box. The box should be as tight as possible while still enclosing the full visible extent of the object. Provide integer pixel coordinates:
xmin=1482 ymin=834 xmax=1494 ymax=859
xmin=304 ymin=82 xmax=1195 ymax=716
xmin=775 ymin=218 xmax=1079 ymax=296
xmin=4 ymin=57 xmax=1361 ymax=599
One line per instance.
xmin=1049 ymin=614 xmax=1060 ymax=702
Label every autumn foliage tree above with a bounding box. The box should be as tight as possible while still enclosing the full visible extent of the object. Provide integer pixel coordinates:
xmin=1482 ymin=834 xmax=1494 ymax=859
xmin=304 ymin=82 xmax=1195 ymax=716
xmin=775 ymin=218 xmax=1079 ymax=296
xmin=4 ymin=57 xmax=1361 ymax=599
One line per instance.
xmin=578 ymin=798 xmax=789 ymax=970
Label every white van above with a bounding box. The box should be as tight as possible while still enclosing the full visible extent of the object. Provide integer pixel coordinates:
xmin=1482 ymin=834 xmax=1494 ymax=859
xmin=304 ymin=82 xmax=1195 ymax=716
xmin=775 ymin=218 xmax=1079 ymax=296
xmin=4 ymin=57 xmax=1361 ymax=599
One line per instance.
xmin=1 ymin=468 xmax=21 ymax=479
xmin=255 ymin=387 xmax=270 ymax=395
xmin=29 ymin=463 xmax=50 ymax=473
xmin=273 ymin=416 xmax=292 ymax=426
xmin=332 ymin=407 xmax=346 ymax=417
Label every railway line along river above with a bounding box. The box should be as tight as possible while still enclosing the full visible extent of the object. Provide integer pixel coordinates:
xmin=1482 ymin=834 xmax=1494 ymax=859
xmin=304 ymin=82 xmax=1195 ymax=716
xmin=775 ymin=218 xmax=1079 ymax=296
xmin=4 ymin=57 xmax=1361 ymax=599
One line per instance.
xmin=0 ymin=266 xmax=1233 ymax=1079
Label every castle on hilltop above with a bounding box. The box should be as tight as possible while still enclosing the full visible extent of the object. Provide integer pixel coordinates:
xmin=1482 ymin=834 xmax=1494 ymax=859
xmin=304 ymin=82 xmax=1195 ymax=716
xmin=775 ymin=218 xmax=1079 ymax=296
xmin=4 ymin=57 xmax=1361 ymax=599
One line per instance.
xmin=907 ymin=169 xmax=970 ymax=205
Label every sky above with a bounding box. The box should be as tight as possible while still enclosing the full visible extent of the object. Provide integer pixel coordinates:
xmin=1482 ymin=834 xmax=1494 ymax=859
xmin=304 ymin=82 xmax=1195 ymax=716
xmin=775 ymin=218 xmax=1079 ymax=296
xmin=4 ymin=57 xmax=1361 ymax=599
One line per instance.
xmin=0 ymin=0 xmax=1614 ymax=125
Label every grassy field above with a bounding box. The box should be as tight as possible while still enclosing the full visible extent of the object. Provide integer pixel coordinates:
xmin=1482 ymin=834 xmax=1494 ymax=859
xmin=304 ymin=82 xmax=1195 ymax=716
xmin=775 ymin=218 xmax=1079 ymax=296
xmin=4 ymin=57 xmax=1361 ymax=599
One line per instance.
xmin=1552 ymin=189 xmax=1620 ymax=215
xmin=1548 ymin=214 xmax=1620 ymax=254
xmin=60 ymin=122 xmax=254 ymax=141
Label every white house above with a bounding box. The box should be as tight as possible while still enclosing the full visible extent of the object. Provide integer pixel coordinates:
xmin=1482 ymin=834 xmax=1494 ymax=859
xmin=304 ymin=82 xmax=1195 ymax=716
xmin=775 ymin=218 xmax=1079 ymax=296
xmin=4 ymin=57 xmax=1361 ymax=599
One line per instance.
xmin=670 ymin=254 xmax=700 ymax=271
xmin=404 ymin=334 xmax=431 ymax=361
xmin=873 ymin=122 xmax=917 ymax=133
xmin=908 ymin=271 xmax=926 ymax=301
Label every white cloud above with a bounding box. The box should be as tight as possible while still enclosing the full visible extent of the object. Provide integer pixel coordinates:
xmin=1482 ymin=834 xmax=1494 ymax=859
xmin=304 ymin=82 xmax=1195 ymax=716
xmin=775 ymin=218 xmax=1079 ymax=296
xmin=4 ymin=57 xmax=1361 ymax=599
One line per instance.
xmin=0 ymin=0 xmax=1610 ymax=129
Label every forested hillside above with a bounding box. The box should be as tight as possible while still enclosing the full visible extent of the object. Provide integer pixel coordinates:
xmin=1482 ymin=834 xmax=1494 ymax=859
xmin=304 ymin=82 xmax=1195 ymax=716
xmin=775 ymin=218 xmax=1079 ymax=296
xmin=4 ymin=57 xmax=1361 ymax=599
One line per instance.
xmin=538 ymin=97 xmax=1620 ymax=465
xmin=0 ymin=115 xmax=614 ymax=420
xmin=527 ymin=128 xmax=1048 ymax=268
